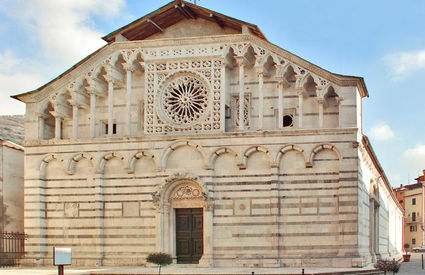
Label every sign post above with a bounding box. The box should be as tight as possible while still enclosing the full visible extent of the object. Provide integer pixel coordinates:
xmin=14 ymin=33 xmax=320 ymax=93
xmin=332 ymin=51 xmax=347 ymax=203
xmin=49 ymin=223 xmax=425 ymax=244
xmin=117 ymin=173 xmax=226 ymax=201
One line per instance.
xmin=53 ymin=247 xmax=71 ymax=275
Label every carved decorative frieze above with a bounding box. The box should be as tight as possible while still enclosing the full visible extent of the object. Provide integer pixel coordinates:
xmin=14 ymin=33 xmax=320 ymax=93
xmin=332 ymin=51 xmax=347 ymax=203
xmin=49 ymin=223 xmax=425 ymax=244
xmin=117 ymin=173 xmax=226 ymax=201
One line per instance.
xmin=170 ymin=185 xmax=202 ymax=200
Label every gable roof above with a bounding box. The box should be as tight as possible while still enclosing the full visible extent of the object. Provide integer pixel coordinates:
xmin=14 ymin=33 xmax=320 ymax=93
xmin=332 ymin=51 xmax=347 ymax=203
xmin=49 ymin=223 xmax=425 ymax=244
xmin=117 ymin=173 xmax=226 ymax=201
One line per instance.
xmin=102 ymin=0 xmax=267 ymax=43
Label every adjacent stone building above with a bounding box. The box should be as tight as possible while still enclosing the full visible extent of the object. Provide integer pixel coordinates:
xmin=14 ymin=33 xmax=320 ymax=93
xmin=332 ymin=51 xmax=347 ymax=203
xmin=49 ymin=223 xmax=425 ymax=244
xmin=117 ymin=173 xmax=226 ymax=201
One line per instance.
xmin=0 ymin=140 xmax=24 ymax=234
xmin=13 ymin=0 xmax=403 ymax=268
xmin=393 ymin=170 xmax=425 ymax=251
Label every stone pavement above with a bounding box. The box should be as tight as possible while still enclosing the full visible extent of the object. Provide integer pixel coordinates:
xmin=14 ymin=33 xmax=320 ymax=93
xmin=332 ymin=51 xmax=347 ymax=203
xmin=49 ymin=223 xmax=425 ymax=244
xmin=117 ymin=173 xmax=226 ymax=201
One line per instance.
xmin=0 ymin=264 xmax=383 ymax=275
xmin=399 ymin=253 xmax=425 ymax=274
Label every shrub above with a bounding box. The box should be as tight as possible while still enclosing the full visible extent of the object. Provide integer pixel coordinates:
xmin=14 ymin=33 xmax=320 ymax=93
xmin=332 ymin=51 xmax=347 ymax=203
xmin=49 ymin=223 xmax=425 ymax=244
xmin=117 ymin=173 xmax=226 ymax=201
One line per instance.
xmin=374 ymin=259 xmax=400 ymax=274
xmin=146 ymin=252 xmax=172 ymax=275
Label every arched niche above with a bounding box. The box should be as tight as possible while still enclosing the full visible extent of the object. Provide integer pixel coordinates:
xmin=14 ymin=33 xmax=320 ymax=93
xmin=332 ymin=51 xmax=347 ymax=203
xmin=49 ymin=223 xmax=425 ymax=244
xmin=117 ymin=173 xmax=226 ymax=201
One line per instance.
xmin=302 ymin=75 xmax=319 ymax=128
xmin=323 ymin=85 xmax=340 ymax=128
xmin=154 ymin=173 xmax=213 ymax=266
xmin=129 ymin=151 xmax=158 ymax=175
xmin=278 ymin=146 xmax=307 ymax=173
xmin=162 ymin=140 xmax=209 ymax=171
xmin=99 ymin=152 xmax=127 ymax=177
xmin=241 ymin=146 xmax=274 ymax=171
xmin=212 ymin=149 xmax=238 ymax=175
xmin=309 ymin=144 xmax=341 ymax=173
xmin=38 ymin=101 xmax=55 ymax=140
xmin=67 ymin=153 xmax=95 ymax=176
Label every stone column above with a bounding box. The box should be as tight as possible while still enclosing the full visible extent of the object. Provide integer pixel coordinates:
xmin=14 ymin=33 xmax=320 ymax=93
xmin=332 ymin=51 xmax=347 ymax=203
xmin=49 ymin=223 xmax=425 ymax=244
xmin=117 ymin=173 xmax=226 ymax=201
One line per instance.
xmin=336 ymin=97 xmax=344 ymax=128
xmin=257 ymin=71 xmax=264 ymax=130
xmin=236 ymin=57 xmax=245 ymax=131
xmin=90 ymin=93 xmax=96 ymax=138
xmin=107 ymin=79 xmax=114 ymax=137
xmin=318 ymin=97 xmax=324 ymax=128
xmin=199 ymin=201 xmax=214 ymax=267
xmin=276 ymin=78 xmax=284 ymax=128
xmin=72 ymin=104 xmax=79 ymax=139
xmin=37 ymin=113 xmax=47 ymax=140
xmin=124 ymin=66 xmax=134 ymax=136
xmin=54 ymin=115 xmax=62 ymax=139
xmin=297 ymin=91 xmax=303 ymax=128
xmin=295 ymin=75 xmax=304 ymax=128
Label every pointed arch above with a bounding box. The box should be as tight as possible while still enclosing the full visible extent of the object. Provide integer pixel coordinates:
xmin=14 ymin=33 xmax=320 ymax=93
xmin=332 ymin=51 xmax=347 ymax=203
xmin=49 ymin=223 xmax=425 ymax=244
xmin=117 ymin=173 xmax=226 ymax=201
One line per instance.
xmin=128 ymin=150 xmax=159 ymax=173
xmin=240 ymin=145 xmax=275 ymax=169
xmin=209 ymin=147 xmax=238 ymax=168
xmin=309 ymin=144 xmax=342 ymax=165
xmin=97 ymin=152 xmax=126 ymax=174
xmin=275 ymin=144 xmax=308 ymax=167
xmin=66 ymin=152 xmax=95 ymax=175
xmin=160 ymin=140 xmax=210 ymax=171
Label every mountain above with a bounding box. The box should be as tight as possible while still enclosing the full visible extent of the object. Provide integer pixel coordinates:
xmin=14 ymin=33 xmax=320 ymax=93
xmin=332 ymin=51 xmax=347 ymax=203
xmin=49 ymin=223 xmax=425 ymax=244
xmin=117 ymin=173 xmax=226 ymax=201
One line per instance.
xmin=0 ymin=115 xmax=24 ymax=145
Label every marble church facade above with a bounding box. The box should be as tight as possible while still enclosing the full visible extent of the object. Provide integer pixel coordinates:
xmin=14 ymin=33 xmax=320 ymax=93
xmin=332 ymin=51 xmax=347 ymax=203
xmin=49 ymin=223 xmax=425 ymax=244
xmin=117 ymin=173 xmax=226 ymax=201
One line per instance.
xmin=13 ymin=0 xmax=403 ymax=268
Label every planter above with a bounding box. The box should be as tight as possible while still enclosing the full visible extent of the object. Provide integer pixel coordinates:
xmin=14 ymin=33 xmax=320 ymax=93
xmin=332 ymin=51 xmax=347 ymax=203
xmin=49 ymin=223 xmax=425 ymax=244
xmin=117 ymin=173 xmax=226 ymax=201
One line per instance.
xmin=403 ymin=254 xmax=411 ymax=262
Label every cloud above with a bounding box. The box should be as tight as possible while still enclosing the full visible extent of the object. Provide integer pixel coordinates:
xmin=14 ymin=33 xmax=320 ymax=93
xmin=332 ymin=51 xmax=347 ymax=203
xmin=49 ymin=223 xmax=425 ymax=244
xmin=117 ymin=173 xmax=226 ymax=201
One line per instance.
xmin=370 ymin=124 xmax=395 ymax=140
xmin=385 ymin=48 xmax=425 ymax=80
xmin=3 ymin=0 xmax=125 ymax=69
xmin=0 ymin=50 xmax=45 ymax=114
xmin=0 ymin=0 xmax=126 ymax=115
xmin=402 ymin=144 xmax=425 ymax=181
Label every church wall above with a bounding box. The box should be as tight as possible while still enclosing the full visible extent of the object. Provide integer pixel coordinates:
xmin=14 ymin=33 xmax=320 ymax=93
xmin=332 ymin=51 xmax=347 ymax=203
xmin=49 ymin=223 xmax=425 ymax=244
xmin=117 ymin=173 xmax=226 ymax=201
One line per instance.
xmin=17 ymin=32 xmax=402 ymax=269
xmin=357 ymin=142 xmax=403 ymax=265
xmin=22 ymin=128 xmax=380 ymax=267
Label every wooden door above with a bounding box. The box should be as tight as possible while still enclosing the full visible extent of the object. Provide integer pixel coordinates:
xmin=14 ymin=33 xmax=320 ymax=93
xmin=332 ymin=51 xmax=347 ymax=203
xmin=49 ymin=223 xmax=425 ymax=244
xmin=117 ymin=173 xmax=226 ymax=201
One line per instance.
xmin=175 ymin=208 xmax=203 ymax=264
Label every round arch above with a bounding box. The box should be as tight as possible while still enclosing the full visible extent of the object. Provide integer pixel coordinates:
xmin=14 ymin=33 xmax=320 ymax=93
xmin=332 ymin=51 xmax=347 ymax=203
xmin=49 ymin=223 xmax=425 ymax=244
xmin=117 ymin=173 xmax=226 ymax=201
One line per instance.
xmin=153 ymin=172 xmax=213 ymax=266
xmin=66 ymin=152 xmax=95 ymax=175
xmin=309 ymin=143 xmax=342 ymax=165
xmin=208 ymin=147 xmax=238 ymax=169
xmin=97 ymin=152 xmax=126 ymax=175
xmin=160 ymin=140 xmax=210 ymax=171
xmin=39 ymin=154 xmax=65 ymax=180
xmin=127 ymin=150 xmax=159 ymax=173
xmin=275 ymin=144 xmax=308 ymax=167
xmin=240 ymin=145 xmax=275 ymax=169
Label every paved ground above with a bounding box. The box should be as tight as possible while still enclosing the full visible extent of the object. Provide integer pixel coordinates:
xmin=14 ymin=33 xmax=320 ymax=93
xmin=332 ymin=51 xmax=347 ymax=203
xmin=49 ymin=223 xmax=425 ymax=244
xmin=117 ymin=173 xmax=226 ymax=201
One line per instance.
xmin=0 ymin=264 xmax=379 ymax=275
xmin=399 ymin=252 xmax=425 ymax=274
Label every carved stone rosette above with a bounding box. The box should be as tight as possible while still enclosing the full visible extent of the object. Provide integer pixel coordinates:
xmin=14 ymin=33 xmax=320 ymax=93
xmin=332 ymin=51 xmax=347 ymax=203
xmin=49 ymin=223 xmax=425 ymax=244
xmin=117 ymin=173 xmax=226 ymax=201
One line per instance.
xmin=145 ymin=56 xmax=223 ymax=135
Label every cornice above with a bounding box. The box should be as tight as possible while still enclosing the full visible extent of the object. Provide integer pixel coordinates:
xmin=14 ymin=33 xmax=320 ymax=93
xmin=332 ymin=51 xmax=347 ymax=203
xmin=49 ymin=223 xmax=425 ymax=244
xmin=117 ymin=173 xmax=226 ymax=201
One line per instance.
xmin=23 ymin=127 xmax=358 ymax=148
xmin=12 ymin=34 xmax=368 ymax=104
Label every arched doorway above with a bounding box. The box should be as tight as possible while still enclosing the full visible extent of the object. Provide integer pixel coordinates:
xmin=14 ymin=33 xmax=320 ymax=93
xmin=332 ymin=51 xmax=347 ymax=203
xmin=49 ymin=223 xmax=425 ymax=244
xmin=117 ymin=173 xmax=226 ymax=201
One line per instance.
xmin=154 ymin=174 xmax=213 ymax=266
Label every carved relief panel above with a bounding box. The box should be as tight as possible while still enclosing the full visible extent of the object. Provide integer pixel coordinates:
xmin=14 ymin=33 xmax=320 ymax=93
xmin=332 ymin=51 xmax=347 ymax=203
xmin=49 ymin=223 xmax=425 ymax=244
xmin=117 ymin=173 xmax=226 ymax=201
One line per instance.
xmin=144 ymin=58 xmax=223 ymax=135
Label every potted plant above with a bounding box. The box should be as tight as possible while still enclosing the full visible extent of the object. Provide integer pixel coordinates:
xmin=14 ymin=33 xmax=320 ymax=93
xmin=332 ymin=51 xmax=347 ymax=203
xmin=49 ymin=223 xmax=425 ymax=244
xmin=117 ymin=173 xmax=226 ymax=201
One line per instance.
xmin=146 ymin=252 xmax=172 ymax=275
xmin=403 ymin=243 xmax=411 ymax=262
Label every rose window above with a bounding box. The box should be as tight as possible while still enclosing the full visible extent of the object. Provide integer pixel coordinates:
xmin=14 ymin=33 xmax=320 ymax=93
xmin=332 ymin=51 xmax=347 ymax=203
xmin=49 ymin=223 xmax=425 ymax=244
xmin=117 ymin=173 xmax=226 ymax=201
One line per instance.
xmin=161 ymin=75 xmax=209 ymax=125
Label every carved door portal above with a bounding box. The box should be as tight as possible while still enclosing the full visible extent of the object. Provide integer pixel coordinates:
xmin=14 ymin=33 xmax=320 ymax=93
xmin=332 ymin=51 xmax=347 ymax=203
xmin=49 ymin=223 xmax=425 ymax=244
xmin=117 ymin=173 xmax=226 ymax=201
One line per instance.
xmin=175 ymin=208 xmax=203 ymax=264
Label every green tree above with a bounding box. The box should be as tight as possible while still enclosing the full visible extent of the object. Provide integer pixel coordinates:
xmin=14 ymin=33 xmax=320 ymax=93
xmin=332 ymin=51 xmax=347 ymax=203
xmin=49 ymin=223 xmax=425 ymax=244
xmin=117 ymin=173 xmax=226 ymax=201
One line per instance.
xmin=146 ymin=252 xmax=172 ymax=275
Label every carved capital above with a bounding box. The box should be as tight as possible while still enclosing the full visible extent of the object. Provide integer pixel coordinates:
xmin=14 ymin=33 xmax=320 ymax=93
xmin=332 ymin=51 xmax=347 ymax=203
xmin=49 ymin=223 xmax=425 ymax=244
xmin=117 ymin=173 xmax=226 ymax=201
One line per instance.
xmin=122 ymin=62 xmax=136 ymax=72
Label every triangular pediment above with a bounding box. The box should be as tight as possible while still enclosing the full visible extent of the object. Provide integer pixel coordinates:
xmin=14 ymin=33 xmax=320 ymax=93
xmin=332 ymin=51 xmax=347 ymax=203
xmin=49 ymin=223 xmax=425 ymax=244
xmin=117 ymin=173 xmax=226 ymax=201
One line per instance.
xmin=102 ymin=0 xmax=267 ymax=43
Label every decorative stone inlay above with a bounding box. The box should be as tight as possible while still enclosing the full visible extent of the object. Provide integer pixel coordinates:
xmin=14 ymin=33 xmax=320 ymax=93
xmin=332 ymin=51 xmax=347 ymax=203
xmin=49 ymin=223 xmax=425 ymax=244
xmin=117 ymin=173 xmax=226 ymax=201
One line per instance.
xmin=161 ymin=75 xmax=209 ymax=126
xmin=232 ymin=94 xmax=250 ymax=128
xmin=171 ymin=185 xmax=202 ymax=200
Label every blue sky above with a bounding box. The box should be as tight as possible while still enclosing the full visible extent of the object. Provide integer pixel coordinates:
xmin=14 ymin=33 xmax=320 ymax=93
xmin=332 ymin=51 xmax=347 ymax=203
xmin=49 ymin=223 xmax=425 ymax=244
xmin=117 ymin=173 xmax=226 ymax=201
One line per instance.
xmin=0 ymin=0 xmax=424 ymax=187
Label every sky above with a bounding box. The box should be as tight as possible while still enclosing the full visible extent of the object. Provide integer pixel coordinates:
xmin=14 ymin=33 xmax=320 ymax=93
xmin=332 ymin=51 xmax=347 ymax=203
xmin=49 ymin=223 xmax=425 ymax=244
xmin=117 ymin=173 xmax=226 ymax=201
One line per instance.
xmin=0 ymin=0 xmax=424 ymax=187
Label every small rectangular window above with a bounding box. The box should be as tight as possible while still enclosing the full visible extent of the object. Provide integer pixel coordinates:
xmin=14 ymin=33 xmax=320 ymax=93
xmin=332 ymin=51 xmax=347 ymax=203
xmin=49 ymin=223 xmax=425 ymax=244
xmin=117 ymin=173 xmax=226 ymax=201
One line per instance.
xmin=413 ymin=212 xmax=417 ymax=222
xmin=400 ymin=200 xmax=403 ymax=203
xmin=413 ymin=198 xmax=416 ymax=205
xmin=105 ymin=122 xmax=117 ymax=135
xmin=413 ymin=238 xmax=416 ymax=245
xmin=225 ymin=105 xmax=231 ymax=119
